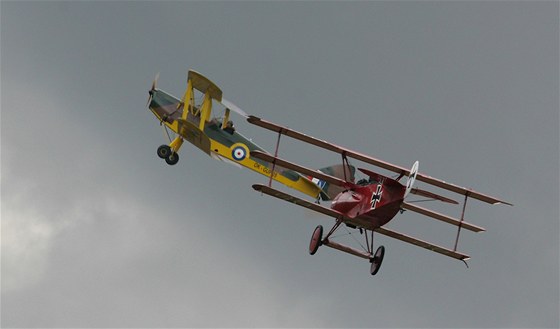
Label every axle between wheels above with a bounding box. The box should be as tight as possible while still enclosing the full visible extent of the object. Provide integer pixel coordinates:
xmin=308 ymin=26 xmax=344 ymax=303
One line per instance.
xmin=309 ymin=224 xmax=385 ymax=276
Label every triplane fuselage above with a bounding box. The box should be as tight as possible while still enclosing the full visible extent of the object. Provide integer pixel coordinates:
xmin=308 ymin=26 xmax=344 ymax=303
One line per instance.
xmin=147 ymin=70 xmax=512 ymax=276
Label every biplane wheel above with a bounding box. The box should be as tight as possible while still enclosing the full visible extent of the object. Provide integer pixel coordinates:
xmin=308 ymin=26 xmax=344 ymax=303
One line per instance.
xmin=165 ymin=152 xmax=180 ymax=165
xmin=369 ymin=245 xmax=385 ymax=276
xmin=309 ymin=225 xmax=323 ymax=255
xmin=157 ymin=145 xmax=172 ymax=159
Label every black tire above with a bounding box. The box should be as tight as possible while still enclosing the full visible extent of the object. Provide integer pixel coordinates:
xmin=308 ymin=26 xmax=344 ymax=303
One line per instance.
xmin=157 ymin=145 xmax=172 ymax=159
xmin=370 ymin=245 xmax=385 ymax=276
xmin=165 ymin=152 xmax=180 ymax=165
xmin=309 ymin=225 xmax=323 ymax=255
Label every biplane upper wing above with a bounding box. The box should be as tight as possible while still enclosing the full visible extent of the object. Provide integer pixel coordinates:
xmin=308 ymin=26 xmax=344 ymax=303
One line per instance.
xmin=188 ymin=70 xmax=223 ymax=101
xmin=247 ymin=116 xmax=512 ymax=206
xmin=253 ymin=184 xmax=470 ymax=261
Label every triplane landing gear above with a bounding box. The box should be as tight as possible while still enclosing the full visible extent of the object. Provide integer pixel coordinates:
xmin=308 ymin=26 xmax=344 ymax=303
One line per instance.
xmin=157 ymin=145 xmax=180 ymax=165
xmin=308 ymin=221 xmax=386 ymax=276
xmin=309 ymin=225 xmax=323 ymax=255
xmin=370 ymin=245 xmax=385 ymax=276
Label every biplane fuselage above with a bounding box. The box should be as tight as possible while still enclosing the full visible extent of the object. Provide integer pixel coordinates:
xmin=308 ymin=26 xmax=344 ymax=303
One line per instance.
xmin=147 ymin=71 xmax=323 ymax=199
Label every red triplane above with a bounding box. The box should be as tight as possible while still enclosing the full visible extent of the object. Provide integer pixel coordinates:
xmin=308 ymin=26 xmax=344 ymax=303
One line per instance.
xmin=247 ymin=116 xmax=512 ymax=275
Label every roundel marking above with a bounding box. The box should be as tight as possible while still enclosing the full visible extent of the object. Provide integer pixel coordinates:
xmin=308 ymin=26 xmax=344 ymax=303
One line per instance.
xmin=231 ymin=144 xmax=249 ymax=161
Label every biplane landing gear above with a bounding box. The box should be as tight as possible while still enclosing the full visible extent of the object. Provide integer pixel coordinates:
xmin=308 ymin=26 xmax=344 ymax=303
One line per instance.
xmin=369 ymin=245 xmax=385 ymax=276
xmin=165 ymin=152 xmax=179 ymax=165
xmin=309 ymin=225 xmax=323 ymax=255
xmin=157 ymin=145 xmax=179 ymax=165
xmin=157 ymin=145 xmax=172 ymax=159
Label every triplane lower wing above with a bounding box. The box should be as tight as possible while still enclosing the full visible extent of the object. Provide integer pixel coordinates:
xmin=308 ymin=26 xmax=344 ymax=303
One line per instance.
xmin=247 ymin=115 xmax=511 ymax=275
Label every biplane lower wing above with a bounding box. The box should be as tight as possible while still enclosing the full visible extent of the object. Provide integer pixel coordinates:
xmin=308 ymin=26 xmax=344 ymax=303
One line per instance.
xmin=176 ymin=118 xmax=212 ymax=155
xmin=247 ymin=115 xmax=512 ymax=206
xmin=252 ymin=184 xmax=470 ymax=261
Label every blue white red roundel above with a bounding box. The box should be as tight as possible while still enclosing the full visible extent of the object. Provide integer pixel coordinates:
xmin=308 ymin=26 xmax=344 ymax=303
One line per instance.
xmin=231 ymin=145 xmax=247 ymax=161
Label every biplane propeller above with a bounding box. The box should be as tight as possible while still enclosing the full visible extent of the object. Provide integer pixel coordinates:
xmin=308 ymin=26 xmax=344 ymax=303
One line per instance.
xmin=247 ymin=115 xmax=512 ymax=275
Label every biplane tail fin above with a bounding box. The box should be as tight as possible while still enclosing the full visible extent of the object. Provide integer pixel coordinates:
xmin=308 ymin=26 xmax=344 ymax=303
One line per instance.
xmin=314 ymin=164 xmax=356 ymax=200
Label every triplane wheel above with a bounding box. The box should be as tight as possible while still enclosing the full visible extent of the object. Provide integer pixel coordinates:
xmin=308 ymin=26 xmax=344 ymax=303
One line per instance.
xmin=157 ymin=145 xmax=172 ymax=159
xmin=309 ymin=225 xmax=323 ymax=255
xmin=370 ymin=245 xmax=385 ymax=276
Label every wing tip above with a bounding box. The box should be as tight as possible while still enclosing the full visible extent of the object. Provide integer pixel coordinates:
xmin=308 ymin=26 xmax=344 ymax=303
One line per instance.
xmin=493 ymin=200 xmax=514 ymax=206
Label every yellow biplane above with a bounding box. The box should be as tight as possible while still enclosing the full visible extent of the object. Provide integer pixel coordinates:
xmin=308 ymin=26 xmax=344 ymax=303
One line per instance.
xmin=146 ymin=70 xmax=350 ymax=200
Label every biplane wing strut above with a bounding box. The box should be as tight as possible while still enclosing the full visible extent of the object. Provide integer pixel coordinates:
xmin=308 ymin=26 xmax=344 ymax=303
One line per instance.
xmin=247 ymin=116 xmax=512 ymax=206
xmin=253 ymin=184 xmax=470 ymax=261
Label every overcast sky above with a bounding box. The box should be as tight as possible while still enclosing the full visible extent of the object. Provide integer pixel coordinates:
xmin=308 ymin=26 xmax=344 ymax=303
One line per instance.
xmin=2 ymin=1 xmax=558 ymax=328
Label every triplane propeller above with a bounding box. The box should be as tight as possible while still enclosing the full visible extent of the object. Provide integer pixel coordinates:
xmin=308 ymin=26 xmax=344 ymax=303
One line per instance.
xmin=147 ymin=70 xmax=512 ymax=276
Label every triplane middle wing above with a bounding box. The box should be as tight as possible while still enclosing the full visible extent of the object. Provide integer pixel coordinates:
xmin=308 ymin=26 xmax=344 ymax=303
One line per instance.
xmin=247 ymin=115 xmax=511 ymax=275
